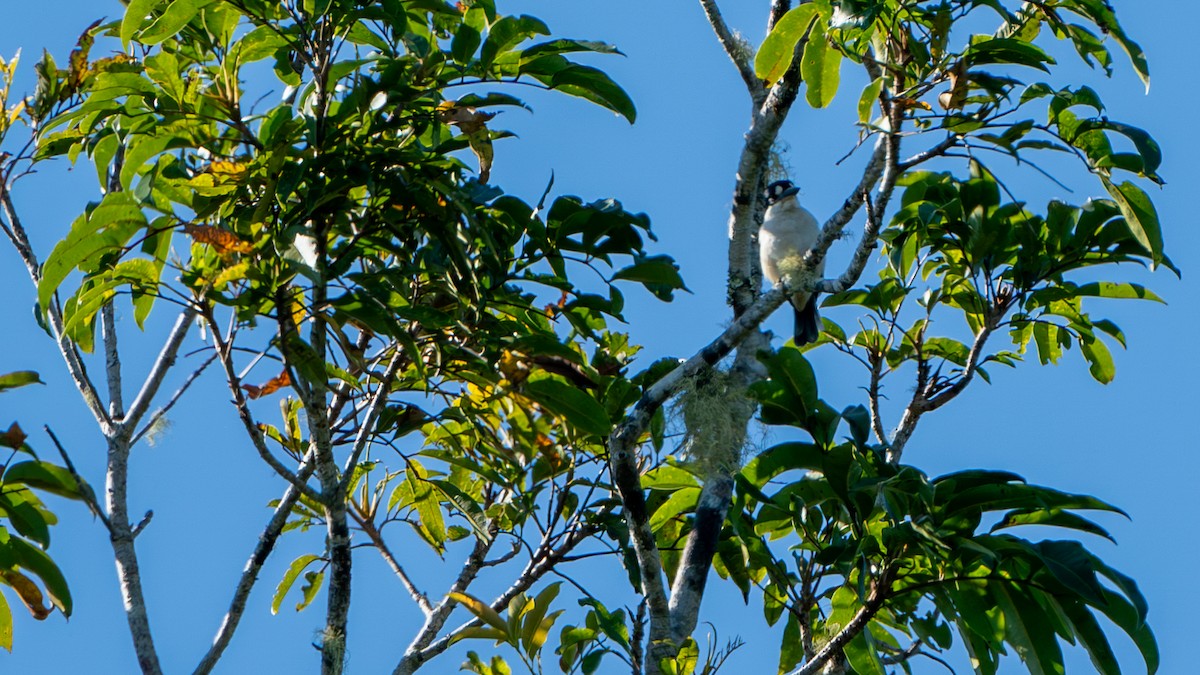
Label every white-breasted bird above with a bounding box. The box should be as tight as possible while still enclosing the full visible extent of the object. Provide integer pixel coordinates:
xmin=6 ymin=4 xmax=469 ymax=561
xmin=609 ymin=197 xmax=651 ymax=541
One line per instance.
xmin=760 ymin=179 xmax=825 ymax=345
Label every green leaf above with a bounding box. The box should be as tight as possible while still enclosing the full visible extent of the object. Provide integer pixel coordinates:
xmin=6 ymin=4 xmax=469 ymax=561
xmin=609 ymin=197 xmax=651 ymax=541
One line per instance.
xmin=741 ymin=442 xmax=823 ymax=486
xmin=121 ymin=0 xmax=163 ymax=51
xmin=1102 ymin=178 xmax=1164 ymax=267
xmin=1033 ymin=541 xmax=1108 ymax=606
xmin=648 ymin=487 xmax=700 ymax=532
xmin=968 ymin=37 xmax=1055 ymax=72
xmin=0 ymin=492 xmax=49 ymax=547
xmin=778 ymin=612 xmax=804 ymax=673
xmin=767 ymin=345 xmax=818 ymax=411
xmin=8 ymin=538 xmax=71 ymax=616
xmin=857 ymin=77 xmax=883 ymax=124
xmin=37 ymin=193 xmax=148 ymax=313
xmin=754 ymin=5 xmax=819 ymax=84
xmin=520 ymin=582 xmax=561 ymax=657
xmin=523 ymin=377 xmax=612 ymax=437
xmin=139 ymin=0 xmax=215 ymax=45
xmin=993 ymin=585 xmax=1064 ymax=675
xmin=1078 ymin=333 xmax=1115 ymax=384
xmin=0 ymin=589 xmax=10 ymax=652
xmin=801 ymin=20 xmax=842 ymax=108
xmin=548 ymin=65 xmax=636 ymax=123
xmin=1059 ymin=600 xmax=1120 ymax=675
xmin=611 ymin=256 xmax=686 ymax=293
xmin=296 ymin=569 xmax=324 ymax=611
xmin=991 ymin=508 xmax=1114 ymax=542
xmin=1074 ymin=282 xmax=1164 ymax=303
xmin=1091 ymin=588 xmax=1159 ymax=673
xmin=452 ymin=10 xmax=484 ymax=65
xmin=481 ymin=15 xmax=550 ymax=68
xmin=642 ymin=465 xmax=700 ymax=491
xmin=0 ymin=372 xmax=43 ymax=392
xmin=844 ymin=628 xmax=886 ymax=675
xmin=4 ymin=462 xmax=81 ymax=500
xmin=406 ymin=460 xmax=446 ymax=553
xmin=271 ymin=553 xmax=321 ymax=614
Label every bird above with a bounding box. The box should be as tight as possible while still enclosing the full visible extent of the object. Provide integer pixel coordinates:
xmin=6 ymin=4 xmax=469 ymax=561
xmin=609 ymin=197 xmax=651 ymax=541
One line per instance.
xmin=760 ymin=179 xmax=825 ymax=345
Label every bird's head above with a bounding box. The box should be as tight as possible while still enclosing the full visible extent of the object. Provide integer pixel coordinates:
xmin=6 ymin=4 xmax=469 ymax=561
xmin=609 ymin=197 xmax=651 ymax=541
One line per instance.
xmin=766 ymin=180 xmax=800 ymax=205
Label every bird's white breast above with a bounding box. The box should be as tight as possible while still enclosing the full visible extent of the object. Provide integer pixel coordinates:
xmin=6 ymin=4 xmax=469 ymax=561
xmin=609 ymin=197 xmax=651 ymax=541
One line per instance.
xmin=760 ymin=200 xmax=822 ymax=287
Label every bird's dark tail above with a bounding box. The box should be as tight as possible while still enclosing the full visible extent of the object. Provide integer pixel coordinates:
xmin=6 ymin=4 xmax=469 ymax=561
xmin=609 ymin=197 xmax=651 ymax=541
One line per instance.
xmin=793 ymin=296 xmax=822 ymax=346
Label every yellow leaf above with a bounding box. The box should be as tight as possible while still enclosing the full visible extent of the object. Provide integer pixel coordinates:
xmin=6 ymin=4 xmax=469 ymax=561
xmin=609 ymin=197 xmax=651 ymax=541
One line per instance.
xmin=449 ymin=591 xmax=509 ymax=633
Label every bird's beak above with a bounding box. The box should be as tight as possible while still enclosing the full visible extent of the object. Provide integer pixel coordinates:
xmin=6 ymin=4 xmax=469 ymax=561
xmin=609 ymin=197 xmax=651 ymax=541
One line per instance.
xmin=780 ymin=185 xmax=800 ymax=198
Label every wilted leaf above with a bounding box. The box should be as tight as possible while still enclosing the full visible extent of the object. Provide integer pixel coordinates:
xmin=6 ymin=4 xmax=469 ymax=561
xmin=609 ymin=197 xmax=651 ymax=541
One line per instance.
xmin=183 ymin=224 xmax=254 ymax=254
xmin=243 ymin=370 xmax=292 ymax=399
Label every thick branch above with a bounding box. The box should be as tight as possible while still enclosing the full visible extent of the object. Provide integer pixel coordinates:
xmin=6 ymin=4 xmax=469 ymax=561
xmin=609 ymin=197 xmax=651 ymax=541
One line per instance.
xmin=667 ymin=473 xmax=735 ymax=642
xmin=105 ymin=431 xmax=164 ymax=675
xmin=102 ymin=304 xmax=125 ymax=419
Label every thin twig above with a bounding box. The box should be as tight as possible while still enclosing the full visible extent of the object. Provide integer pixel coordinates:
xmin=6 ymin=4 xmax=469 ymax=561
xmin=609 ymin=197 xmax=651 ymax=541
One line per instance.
xmin=335 ymin=350 xmax=404 ymax=495
xmin=44 ymin=425 xmax=112 ymax=532
xmin=352 ymin=511 xmax=433 ymax=616
xmin=131 ymin=510 xmax=154 ymax=538
xmin=206 ymin=306 xmax=323 ymax=503
xmin=131 ymin=353 xmax=218 ymax=446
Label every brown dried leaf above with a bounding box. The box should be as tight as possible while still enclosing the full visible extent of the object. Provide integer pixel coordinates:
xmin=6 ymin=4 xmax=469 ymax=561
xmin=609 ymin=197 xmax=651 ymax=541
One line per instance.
xmin=2 ymin=570 xmax=52 ymax=620
xmin=893 ymin=97 xmax=933 ymax=112
xmin=243 ymin=370 xmax=291 ymax=400
xmin=183 ymin=224 xmax=254 ymax=254
xmin=0 ymin=422 xmax=27 ymax=449
xmin=67 ymin=19 xmax=102 ymax=90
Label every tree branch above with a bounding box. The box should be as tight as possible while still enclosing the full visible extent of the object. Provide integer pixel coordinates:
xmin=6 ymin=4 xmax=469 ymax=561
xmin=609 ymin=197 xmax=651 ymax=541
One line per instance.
xmin=816 ymin=189 xmax=885 ymax=295
xmin=44 ymin=425 xmax=112 ymax=533
xmin=393 ymin=529 xmax=498 ymax=675
xmin=207 ymin=308 xmax=324 ymax=503
xmin=193 ymin=456 xmax=317 ymax=675
xmin=788 ymin=566 xmax=893 ymax=675
xmin=336 ymin=350 xmax=404 ymax=494
xmin=131 ymin=353 xmax=218 ymax=446
xmin=353 ymin=512 xmax=433 ymax=616
xmin=888 ymin=320 xmax=996 ymax=463
xmin=105 ymin=431 xmax=164 ymax=675
xmin=122 ymin=307 xmax=199 ymax=430
xmin=699 ymin=0 xmax=765 ymax=105
xmin=667 ymin=473 xmax=735 ymax=642
xmin=0 ymin=186 xmax=112 ymax=434
xmin=102 ymin=304 xmax=125 ymax=419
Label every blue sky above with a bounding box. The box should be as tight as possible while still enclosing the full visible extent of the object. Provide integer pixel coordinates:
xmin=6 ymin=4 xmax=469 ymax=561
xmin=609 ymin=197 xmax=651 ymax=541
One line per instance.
xmin=1 ymin=1 xmax=1196 ymax=673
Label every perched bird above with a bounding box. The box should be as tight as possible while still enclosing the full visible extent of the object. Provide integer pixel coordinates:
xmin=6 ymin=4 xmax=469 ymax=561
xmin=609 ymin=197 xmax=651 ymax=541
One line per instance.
xmin=760 ymin=180 xmax=824 ymax=345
